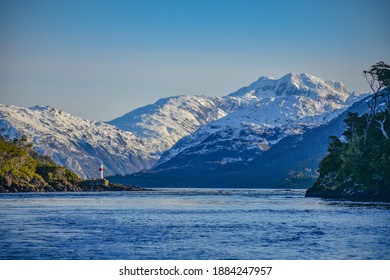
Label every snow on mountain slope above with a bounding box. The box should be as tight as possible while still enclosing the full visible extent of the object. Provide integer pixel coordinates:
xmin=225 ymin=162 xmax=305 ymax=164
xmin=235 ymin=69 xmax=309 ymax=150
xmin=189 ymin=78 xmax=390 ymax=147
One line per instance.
xmin=0 ymin=104 xmax=160 ymax=178
xmin=108 ymin=95 xmax=253 ymax=152
xmin=0 ymin=73 xmax=368 ymax=180
xmin=117 ymin=96 xmax=371 ymax=189
xmin=109 ymin=73 xmax=365 ymax=166
xmin=229 ymin=73 xmax=349 ymax=100
xmin=157 ymin=73 xmax=367 ymax=165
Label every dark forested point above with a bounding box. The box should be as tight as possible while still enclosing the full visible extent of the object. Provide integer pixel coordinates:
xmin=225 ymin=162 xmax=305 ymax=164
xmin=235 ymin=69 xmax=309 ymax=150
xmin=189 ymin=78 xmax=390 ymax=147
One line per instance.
xmin=306 ymin=62 xmax=390 ymax=202
xmin=0 ymin=136 xmax=145 ymax=193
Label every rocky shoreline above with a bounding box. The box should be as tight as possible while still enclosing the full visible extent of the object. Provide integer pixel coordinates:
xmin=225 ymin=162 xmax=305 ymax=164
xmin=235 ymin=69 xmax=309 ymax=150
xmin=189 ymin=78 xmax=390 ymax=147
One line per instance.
xmin=305 ymin=180 xmax=390 ymax=202
xmin=0 ymin=181 xmax=147 ymax=193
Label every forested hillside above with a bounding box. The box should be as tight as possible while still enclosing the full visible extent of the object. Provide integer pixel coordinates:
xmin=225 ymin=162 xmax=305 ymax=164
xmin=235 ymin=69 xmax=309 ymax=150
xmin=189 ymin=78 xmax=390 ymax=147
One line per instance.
xmin=0 ymin=136 xmax=144 ymax=192
xmin=0 ymin=135 xmax=80 ymax=192
xmin=306 ymin=62 xmax=390 ymax=201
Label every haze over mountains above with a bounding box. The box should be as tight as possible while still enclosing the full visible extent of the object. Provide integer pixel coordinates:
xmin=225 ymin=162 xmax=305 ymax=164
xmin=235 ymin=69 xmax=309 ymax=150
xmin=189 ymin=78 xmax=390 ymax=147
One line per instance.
xmin=0 ymin=73 xmax=368 ymax=186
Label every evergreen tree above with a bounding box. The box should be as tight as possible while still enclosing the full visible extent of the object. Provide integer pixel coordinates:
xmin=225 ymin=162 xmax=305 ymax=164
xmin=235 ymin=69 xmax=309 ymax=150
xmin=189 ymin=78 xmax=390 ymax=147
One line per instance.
xmin=306 ymin=62 xmax=390 ymax=201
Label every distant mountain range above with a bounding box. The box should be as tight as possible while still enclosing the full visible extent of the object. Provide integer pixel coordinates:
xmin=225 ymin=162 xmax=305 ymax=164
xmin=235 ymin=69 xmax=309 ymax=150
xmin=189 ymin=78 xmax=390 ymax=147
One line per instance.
xmin=113 ymin=96 xmax=370 ymax=188
xmin=0 ymin=73 xmax=368 ymax=185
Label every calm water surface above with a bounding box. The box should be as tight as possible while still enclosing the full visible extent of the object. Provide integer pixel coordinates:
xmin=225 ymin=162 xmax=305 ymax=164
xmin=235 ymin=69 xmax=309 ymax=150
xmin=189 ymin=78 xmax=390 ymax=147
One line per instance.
xmin=0 ymin=188 xmax=389 ymax=259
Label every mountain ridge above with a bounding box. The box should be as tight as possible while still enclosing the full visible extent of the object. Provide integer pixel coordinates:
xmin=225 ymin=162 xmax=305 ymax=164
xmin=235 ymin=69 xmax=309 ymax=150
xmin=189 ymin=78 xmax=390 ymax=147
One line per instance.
xmin=0 ymin=73 xmax=367 ymax=180
xmin=0 ymin=104 xmax=159 ymax=178
xmin=110 ymin=96 xmax=371 ymax=188
xmin=156 ymin=73 xmax=367 ymax=166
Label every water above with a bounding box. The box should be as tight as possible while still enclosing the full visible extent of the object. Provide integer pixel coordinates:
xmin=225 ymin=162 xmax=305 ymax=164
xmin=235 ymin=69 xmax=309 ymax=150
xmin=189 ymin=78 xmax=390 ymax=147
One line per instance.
xmin=0 ymin=188 xmax=389 ymax=260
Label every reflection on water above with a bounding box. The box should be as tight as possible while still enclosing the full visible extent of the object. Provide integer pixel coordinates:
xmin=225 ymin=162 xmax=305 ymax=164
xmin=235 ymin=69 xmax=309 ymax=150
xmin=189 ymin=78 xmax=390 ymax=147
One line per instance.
xmin=0 ymin=189 xmax=389 ymax=259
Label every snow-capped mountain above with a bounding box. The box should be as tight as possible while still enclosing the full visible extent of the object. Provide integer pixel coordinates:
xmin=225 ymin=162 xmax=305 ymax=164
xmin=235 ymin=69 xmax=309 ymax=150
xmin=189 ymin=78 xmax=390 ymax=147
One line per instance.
xmin=108 ymin=94 xmax=253 ymax=152
xmin=157 ymin=73 xmax=366 ymax=165
xmin=0 ymin=73 xmax=367 ymax=181
xmin=0 ymin=105 xmax=161 ymax=178
xmin=110 ymin=96 xmax=371 ymax=188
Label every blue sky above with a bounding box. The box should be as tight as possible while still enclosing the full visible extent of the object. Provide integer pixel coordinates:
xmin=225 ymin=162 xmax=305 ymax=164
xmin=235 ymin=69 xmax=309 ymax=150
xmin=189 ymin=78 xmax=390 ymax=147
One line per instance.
xmin=1 ymin=0 xmax=389 ymax=121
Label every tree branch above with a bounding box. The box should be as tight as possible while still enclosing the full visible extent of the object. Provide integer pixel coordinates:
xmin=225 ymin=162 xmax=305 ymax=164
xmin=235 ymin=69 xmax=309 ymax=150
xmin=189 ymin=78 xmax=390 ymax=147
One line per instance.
xmin=375 ymin=116 xmax=389 ymax=140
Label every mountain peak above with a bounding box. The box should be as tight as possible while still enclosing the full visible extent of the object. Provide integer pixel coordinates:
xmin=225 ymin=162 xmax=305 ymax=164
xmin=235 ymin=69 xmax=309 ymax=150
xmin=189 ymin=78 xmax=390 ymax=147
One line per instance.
xmin=228 ymin=72 xmax=350 ymax=101
xmin=281 ymin=73 xmax=322 ymax=90
xmin=254 ymin=73 xmax=315 ymax=87
xmin=256 ymin=75 xmax=275 ymax=81
xmin=281 ymin=72 xmax=313 ymax=82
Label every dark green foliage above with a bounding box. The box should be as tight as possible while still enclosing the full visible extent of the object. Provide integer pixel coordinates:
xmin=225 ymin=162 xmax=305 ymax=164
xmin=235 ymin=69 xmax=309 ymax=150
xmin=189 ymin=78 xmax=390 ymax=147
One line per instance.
xmin=0 ymin=136 xmax=42 ymax=188
xmin=36 ymin=164 xmax=79 ymax=185
xmin=0 ymin=135 xmax=142 ymax=192
xmin=318 ymin=136 xmax=344 ymax=176
xmin=0 ymin=136 xmax=81 ymax=192
xmin=306 ymin=62 xmax=390 ymax=201
xmin=306 ymin=111 xmax=390 ymax=201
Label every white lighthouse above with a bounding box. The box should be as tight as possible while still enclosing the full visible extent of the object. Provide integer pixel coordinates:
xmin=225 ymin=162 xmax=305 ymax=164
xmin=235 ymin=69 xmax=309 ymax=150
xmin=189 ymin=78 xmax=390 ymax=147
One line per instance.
xmin=99 ymin=164 xmax=104 ymax=179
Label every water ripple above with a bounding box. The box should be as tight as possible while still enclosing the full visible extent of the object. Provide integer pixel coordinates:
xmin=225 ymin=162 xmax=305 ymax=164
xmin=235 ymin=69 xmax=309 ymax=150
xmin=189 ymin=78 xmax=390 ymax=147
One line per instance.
xmin=0 ymin=189 xmax=389 ymax=259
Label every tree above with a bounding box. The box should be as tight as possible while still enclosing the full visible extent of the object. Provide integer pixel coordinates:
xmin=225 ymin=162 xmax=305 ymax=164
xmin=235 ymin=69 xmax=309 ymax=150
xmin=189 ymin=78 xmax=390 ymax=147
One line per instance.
xmin=306 ymin=62 xmax=390 ymax=201
xmin=363 ymin=61 xmax=390 ymax=113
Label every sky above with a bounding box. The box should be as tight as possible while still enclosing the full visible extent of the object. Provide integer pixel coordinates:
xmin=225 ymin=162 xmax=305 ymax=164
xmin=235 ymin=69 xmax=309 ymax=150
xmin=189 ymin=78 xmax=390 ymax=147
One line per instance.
xmin=0 ymin=0 xmax=389 ymax=121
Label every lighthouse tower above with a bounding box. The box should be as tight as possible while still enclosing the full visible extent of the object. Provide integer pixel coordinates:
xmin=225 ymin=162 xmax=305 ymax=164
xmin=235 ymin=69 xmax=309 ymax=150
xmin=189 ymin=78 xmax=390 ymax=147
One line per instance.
xmin=99 ymin=164 xmax=104 ymax=179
